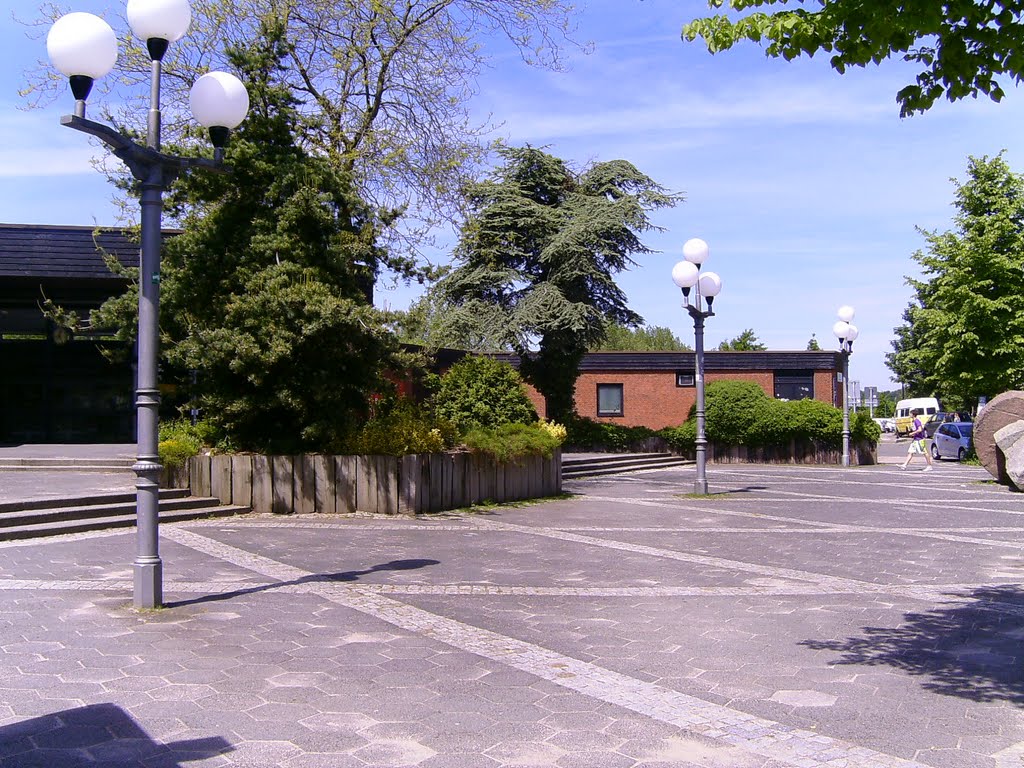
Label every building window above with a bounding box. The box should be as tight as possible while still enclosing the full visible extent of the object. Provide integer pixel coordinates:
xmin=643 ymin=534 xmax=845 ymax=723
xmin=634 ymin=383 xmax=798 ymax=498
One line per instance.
xmin=675 ymin=371 xmax=695 ymax=387
xmin=597 ymin=383 xmax=624 ymax=417
xmin=774 ymin=370 xmax=814 ymax=401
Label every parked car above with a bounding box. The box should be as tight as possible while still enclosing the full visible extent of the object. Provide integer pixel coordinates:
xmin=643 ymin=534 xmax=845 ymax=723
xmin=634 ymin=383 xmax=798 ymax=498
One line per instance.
xmin=923 ymin=410 xmax=972 ymax=438
xmin=930 ymin=422 xmax=973 ymax=461
xmin=872 ymin=417 xmax=895 ymax=433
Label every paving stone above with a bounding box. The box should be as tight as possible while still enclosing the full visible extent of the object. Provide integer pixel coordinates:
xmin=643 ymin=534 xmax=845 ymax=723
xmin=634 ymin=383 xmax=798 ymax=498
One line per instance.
xmin=0 ymin=457 xmax=1020 ymax=767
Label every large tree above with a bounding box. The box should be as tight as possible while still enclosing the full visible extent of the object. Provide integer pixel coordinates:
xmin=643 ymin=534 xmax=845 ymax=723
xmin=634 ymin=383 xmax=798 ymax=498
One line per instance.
xmin=885 ymin=153 xmax=1024 ymax=407
xmin=718 ymin=329 xmax=767 ymax=351
xmin=592 ymin=323 xmax=691 ymax=352
xmin=79 ymin=20 xmax=403 ymax=453
xmin=437 ymin=145 xmax=681 ymax=421
xmin=682 ymin=0 xmax=1024 ymax=116
xmin=22 ymin=0 xmax=580 ymax=254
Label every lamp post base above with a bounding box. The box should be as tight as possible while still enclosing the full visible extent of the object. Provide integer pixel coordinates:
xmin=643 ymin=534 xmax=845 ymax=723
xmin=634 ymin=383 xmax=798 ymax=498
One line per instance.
xmin=133 ymin=560 xmax=162 ymax=609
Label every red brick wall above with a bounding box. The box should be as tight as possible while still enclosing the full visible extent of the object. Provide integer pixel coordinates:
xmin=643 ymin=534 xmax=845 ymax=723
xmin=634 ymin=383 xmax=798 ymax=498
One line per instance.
xmin=525 ymin=370 xmax=837 ymax=430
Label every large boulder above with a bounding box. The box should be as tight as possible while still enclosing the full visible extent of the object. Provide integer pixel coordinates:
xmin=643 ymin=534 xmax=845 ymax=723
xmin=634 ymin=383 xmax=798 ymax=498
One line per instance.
xmin=994 ymin=421 xmax=1024 ymax=491
xmin=975 ymin=391 xmax=1024 ymax=484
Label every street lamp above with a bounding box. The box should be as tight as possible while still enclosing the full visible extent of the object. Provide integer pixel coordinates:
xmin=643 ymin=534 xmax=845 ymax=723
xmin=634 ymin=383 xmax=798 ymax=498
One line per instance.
xmin=672 ymin=238 xmax=722 ymax=495
xmin=832 ymin=306 xmax=859 ymax=467
xmin=48 ymin=0 xmax=249 ymax=609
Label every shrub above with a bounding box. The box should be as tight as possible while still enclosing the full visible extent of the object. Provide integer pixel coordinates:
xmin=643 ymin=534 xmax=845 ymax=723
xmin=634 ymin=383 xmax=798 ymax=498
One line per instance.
xmin=700 ymin=381 xmax=770 ymax=446
xmin=564 ymin=416 xmax=657 ymax=451
xmin=668 ymin=387 xmax=881 ymax=452
xmin=658 ymin=421 xmax=695 ymax=452
xmin=851 ymin=411 xmax=883 ymax=443
xmin=158 ymin=418 xmax=204 ymax=468
xmin=748 ymin=399 xmax=843 ymax=447
xmin=431 ymin=356 xmax=537 ymax=432
xmin=345 ymin=400 xmax=459 ymax=456
xmin=537 ymin=419 xmax=568 ymax=443
xmin=463 ymin=422 xmax=562 ymax=463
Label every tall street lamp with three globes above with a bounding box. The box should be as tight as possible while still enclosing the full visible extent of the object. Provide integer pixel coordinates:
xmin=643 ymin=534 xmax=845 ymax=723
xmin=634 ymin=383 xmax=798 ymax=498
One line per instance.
xmin=47 ymin=0 xmax=249 ymax=608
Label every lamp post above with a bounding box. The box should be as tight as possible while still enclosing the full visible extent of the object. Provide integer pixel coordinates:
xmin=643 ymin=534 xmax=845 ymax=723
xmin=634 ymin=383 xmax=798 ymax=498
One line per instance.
xmin=672 ymin=238 xmax=722 ymax=495
xmin=832 ymin=306 xmax=859 ymax=467
xmin=47 ymin=0 xmax=249 ymax=609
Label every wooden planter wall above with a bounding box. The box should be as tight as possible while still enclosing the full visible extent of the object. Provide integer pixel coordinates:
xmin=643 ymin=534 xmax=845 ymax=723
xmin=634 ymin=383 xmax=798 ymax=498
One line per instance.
xmin=168 ymin=451 xmax=562 ymax=516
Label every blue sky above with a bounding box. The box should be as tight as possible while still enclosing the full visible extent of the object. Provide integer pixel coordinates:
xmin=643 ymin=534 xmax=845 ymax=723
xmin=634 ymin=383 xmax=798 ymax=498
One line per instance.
xmin=5 ymin=0 xmax=1024 ymax=395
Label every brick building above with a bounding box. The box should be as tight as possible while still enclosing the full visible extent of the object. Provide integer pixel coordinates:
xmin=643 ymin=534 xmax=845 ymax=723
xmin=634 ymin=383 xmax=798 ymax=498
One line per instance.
xmin=498 ymin=351 xmax=843 ymax=430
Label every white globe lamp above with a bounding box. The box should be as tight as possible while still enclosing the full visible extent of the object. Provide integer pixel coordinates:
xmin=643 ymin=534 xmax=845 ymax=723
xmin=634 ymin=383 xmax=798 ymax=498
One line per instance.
xmin=671 ymin=260 xmax=699 ymax=291
xmin=190 ymin=71 xmax=250 ymax=155
xmin=683 ymin=237 xmax=709 ymax=266
xmin=47 ymin=13 xmax=118 ymax=111
xmin=127 ymin=0 xmax=192 ymax=44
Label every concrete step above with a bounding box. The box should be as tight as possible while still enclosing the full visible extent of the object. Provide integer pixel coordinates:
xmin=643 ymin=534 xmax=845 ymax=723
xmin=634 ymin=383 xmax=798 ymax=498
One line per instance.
xmin=562 ymin=453 xmax=692 ymax=479
xmin=0 ymin=457 xmax=135 ymax=473
xmin=0 ymin=488 xmax=190 ymax=515
xmin=0 ymin=489 xmax=249 ymax=541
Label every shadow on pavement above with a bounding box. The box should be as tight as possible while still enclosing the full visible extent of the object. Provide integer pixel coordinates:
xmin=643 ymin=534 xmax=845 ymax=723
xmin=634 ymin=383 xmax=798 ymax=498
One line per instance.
xmin=800 ymin=585 xmax=1024 ymax=704
xmin=0 ymin=702 xmax=232 ymax=766
xmin=165 ymin=557 xmax=441 ymax=608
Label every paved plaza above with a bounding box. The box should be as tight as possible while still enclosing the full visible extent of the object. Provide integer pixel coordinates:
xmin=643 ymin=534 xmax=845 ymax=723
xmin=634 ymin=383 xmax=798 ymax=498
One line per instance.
xmin=0 ymin=452 xmax=1022 ymax=767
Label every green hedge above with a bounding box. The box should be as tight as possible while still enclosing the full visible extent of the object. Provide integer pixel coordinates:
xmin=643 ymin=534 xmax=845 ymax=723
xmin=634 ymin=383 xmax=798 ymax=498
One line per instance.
xmin=463 ymin=422 xmax=563 ymax=463
xmin=564 ymin=416 xmax=657 ymax=451
xmin=573 ymin=381 xmax=881 ymax=453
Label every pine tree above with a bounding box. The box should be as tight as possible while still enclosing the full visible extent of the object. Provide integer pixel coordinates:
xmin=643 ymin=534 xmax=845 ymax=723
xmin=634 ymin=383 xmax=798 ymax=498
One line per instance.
xmin=438 ymin=146 xmax=680 ymax=421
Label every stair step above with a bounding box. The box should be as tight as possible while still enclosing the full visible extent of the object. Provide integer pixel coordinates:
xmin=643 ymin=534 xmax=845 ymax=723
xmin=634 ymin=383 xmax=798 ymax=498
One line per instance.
xmin=0 ymin=457 xmax=135 ymax=468
xmin=0 ymin=464 xmax=135 ymax=473
xmin=0 ymin=505 xmax=249 ymax=541
xmin=0 ymin=496 xmax=226 ymax=528
xmin=562 ymin=453 xmax=670 ymax=468
xmin=562 ymin=454 xmax=692 ymax=479
xmin=0 ymin=489 xmax=191 ymax=515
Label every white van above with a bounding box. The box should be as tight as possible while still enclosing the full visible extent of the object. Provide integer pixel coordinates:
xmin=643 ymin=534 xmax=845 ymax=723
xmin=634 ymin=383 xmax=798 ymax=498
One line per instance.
xmin=894 ymin=397 xmax=940 ymax=437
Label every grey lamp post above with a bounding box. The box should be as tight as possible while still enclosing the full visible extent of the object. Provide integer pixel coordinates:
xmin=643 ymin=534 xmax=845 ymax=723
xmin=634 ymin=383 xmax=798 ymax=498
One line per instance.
xmin=47 ymin=0 xmax=249 ymax=609
xmin=672 ymin=238 xmax=722 ymax=495
xmin=832 ymin=306 xmax=859 ymax=467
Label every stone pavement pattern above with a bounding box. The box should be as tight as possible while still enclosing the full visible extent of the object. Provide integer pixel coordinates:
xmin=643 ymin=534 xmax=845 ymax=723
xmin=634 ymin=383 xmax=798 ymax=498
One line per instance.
xmin=1 ymin=457 xmax=1023 ymax=767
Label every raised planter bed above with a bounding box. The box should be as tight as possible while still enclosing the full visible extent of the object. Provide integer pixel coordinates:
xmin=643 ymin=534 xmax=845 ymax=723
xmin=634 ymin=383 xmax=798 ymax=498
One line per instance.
xmin=166 ymin=450 xmax=562 ymax=515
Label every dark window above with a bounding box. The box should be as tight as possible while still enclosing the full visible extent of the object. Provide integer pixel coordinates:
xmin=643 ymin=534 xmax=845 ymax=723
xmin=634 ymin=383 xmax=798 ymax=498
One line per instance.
xmin=597 ymin=383 xmax=624 ymax=417
xmin=676 ymin=371 xmax=695 ymax=387
xmin=774 ymin=370 xmax=814 ymax=401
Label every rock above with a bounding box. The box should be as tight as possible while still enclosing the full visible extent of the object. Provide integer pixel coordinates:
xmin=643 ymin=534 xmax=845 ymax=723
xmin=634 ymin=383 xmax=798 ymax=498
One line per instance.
xmin=994 ymin=421 xmax=1024 ymax=491
xmin=975 ymin=391 xmax=1024 ymax=484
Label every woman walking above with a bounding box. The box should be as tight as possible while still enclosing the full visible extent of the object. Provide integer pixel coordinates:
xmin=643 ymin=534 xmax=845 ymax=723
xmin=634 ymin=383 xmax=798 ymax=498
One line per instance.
xmin=900 ymin=408 xmax=934 ymax=471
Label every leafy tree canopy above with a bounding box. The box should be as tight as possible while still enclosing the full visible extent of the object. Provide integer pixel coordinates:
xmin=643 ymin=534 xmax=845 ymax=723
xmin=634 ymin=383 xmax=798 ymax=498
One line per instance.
xmin=437 ymin=145 xmax=682 ymax=421
xmin=23 ymin=0 xmax=581 ymax=257
xmin=885 ymin=153 xmax=1024 ymax=408
xmin=806 ymin=333 xmax=821 ymax=351
xmin=718 ymin=328 xmax=767 ymax=351
xmin=592 ymin=323 xmax=692 ymax=351
xmin=79 ymin=19 xmax=404 ymax=453
xmin=683 ymin=0 xmax=1024 ymax=116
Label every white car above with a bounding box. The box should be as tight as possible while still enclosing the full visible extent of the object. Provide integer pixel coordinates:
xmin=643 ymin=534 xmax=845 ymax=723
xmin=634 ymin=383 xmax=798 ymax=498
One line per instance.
xmin=930 ymin=422 xmax=973 ymax=461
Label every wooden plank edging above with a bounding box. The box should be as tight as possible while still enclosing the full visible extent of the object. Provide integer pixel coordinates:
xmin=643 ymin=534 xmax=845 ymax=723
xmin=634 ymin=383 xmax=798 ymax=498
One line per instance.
xmin=186 ymin=450 xmax=561 ymax=516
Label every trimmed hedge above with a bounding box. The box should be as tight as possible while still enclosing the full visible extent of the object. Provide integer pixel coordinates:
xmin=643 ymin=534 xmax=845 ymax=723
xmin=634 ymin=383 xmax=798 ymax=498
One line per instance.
xmin=572 ymin=381 xmax=881 ymax=454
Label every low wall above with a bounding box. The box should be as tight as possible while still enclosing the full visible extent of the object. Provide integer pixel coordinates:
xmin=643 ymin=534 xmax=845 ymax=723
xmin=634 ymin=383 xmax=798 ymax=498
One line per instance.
xmin=566 ymin=439 xmax=877 ymax=466
xmin=705 ymin=440 xmax=877 ymax=466
xmin=167 ymin=451 xmax=562 ymax=515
